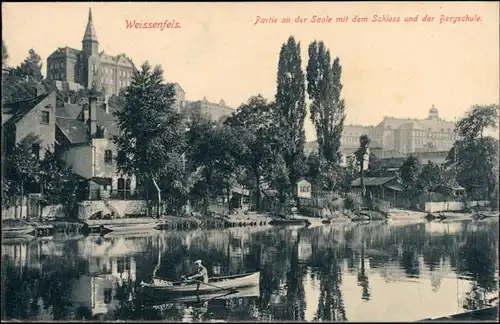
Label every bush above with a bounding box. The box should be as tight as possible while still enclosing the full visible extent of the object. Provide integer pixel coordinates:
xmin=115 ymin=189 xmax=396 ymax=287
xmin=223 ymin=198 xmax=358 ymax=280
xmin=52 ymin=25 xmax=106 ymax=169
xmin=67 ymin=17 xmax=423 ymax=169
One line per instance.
xmin=344 ymin=193 xmax=362 ymax=211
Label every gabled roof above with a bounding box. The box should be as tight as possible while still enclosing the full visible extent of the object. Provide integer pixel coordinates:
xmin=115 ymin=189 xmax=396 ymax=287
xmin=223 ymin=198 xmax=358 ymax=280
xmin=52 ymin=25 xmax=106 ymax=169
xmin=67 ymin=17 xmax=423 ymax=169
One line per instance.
xmin=56 ymin=118 xmax=89 ymax=144
xmin=2 ymin=92 xmax=53 ymax=125
xmin=94 ymin=105 xmax=119 ymax=136
xmin=56 ymin=103 xmax=82 ymax=119
xmin=48 ymin=47 xmax=81 ymax=59
xmin=351 ymin=176 xmax=397 ymax=187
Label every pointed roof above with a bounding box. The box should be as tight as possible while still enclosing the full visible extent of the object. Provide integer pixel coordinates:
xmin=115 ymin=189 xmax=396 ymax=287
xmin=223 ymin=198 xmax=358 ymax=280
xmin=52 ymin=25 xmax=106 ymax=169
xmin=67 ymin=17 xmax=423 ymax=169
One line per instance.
xmin=83 ymin=8 xmax=98 ymax=43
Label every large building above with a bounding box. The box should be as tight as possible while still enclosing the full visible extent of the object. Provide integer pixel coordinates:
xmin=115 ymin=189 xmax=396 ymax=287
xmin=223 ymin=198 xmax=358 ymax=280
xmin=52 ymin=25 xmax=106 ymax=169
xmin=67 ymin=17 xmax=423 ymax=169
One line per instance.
xmin=305 ymin=105 xmax=457 ymax=158
xmin=46 ymin=9 xmax=136 ymax=96
xmin=371 ymin=105 xmax=456 ymax=155
xmin=184 ymin=97 xmax=234 ymax=123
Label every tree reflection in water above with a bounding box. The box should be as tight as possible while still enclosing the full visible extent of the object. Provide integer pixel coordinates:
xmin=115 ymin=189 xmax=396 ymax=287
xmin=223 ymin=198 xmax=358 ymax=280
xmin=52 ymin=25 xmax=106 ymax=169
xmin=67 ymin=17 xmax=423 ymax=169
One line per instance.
xmin=357 ymin=239 xmax=371 ymax=301
xmin=1 ymin=220 xmax=498 ymax=321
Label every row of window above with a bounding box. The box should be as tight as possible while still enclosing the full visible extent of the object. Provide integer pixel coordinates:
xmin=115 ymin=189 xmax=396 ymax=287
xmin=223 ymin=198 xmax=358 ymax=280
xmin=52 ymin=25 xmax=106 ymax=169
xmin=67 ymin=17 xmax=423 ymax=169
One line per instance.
xmin=299 ymin=185 xmax=311 ymax=193
xmin=48 ymin=62 xmax=65 ymax=70
xmin=50 ymin=73 xmax=66 ymax=80
xmin=101 ymin=67 xmax=132 ymax=78
xmin=100 ymin=78 xmax=131 ymax=88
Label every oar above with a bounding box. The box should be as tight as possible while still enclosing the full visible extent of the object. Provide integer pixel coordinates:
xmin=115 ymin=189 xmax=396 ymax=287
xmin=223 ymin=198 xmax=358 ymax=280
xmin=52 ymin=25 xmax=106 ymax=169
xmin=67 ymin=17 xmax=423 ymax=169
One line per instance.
xmin=189 ymin=279 xmax=239 ymax=293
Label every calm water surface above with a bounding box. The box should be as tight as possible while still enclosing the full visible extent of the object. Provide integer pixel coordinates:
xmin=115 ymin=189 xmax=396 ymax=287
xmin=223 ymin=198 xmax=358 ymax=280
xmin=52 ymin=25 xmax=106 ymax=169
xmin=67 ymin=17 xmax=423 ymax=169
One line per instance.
xmin=1 ymin=219 xmax=498 ymax=322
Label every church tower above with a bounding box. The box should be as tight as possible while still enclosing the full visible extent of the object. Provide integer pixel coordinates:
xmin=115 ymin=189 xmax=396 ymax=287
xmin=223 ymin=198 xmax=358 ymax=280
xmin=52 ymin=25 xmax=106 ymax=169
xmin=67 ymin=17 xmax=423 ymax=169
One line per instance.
xmin=81 ymin=8 xmax=100 ymax=89
xmin=428 ymin=104 xmax=439 ymax=120
xmin=82 ymin=8 xmax=99 ymax=56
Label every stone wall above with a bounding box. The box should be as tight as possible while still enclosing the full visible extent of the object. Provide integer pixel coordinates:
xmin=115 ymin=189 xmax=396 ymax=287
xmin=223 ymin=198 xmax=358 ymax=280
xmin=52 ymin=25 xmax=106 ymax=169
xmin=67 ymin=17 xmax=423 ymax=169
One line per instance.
xmin=1 ymin=206 xmax=28 ymax=219
xmin=77 ymin=200 xmax=148 ymax=220
xmin=424 ymin=200 xmax=490 ymax=213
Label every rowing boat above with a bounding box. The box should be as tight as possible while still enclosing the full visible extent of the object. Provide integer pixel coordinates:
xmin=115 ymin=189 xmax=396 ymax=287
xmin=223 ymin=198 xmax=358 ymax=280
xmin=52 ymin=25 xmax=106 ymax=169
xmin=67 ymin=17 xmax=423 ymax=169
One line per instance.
xmin=140 ymin=271 xmax=260 ymax=298
xmin=418 ymin=305 xmax=498 ymax=322
xmin=148 ymin=285 xmax=260 ymax=306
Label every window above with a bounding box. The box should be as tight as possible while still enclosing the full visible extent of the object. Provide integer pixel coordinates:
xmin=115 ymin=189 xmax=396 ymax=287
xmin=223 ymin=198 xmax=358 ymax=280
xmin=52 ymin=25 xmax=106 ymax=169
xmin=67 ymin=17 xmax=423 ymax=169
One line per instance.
xmin=96 ymin=126 xmax=106 ymax=138
xmin=104 ymin=150 xmax=113 ymax=163
xmin=103 ymin=288 xmax=113 ymax=304
xmin=32 ymin=143 xmax=40 ymax=160
xmin=41 ymin=111 xmax=50 ymax=124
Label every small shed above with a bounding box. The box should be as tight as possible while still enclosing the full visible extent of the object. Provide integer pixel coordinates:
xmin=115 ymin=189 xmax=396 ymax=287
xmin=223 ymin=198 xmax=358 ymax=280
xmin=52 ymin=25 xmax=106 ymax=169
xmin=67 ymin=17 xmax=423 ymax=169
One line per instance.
xmin=297 ymin=178 xmax=312 ymax=199
xmin=350 ymin=176 xmax=405 ymax=206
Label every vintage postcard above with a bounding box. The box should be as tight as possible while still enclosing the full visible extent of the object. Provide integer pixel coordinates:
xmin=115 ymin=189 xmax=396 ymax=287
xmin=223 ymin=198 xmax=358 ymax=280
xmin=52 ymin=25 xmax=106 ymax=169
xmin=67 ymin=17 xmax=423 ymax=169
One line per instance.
xmin=1 ymin=1 xmax=499 ymax=322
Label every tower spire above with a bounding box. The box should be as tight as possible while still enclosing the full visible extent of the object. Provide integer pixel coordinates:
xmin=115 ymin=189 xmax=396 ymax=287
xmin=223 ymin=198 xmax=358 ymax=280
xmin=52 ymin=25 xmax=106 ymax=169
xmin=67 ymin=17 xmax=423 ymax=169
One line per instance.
xmin=83 ymin=7 xmax=98 ymax=43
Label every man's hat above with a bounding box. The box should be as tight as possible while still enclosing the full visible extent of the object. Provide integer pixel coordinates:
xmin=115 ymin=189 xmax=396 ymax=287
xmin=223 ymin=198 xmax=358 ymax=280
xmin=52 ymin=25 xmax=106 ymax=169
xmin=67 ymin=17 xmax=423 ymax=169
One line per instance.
xmin=194 ymin=260 xmax=202 ymax=265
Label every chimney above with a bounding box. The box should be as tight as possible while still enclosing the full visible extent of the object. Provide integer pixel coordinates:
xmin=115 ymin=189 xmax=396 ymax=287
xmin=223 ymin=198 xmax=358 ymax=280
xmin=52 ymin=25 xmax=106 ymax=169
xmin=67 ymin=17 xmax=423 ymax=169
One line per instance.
xmin=89 ymin=95 xmax=98 ymax=136
xmin=104 ymin=95 xmax=109 ymax=114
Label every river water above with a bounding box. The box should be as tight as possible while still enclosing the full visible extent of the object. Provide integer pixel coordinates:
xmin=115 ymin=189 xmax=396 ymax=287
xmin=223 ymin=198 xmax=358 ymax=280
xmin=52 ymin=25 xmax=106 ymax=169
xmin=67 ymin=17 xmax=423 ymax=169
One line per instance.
xmin=1 ymin=219 xmax=498 ymax=322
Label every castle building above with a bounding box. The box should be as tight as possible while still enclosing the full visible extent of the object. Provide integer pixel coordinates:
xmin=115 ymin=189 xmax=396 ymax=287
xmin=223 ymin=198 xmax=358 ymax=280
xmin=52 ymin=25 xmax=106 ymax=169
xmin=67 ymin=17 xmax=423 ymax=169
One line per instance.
xmin=46 ymin=8 xmax=136 ymax=96
xmin=184 ymin=97 xmax=234 ymax=123
xmin=371 ymin=105 xmax=456 ymax=155
xmin=305 ymin=105 xmax=457 ymax=158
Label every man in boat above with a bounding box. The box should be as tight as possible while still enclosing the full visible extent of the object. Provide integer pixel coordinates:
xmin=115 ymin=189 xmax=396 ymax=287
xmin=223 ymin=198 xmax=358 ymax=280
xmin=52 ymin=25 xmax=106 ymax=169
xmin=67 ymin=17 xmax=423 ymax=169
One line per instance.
xmin=182 ymin=260 xmax=209 ymax=283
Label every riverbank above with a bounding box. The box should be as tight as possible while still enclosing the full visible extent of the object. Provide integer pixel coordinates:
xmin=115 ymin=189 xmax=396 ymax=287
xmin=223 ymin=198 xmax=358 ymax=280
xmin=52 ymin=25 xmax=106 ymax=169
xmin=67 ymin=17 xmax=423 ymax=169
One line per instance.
xmin=2 ymin=208 xmax=496 ymax=239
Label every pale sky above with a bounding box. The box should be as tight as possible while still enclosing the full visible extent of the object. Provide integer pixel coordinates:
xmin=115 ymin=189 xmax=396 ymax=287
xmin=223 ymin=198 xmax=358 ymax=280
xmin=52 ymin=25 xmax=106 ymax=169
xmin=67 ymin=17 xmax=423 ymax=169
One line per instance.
xmin=2 ymin=2 xmax=499 ymax=141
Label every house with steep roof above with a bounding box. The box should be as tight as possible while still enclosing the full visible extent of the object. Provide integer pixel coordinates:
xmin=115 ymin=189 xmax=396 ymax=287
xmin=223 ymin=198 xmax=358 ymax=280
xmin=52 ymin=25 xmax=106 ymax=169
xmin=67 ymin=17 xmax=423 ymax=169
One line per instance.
xmin=55 ymin=94 xmax=136 ymax=200
xmin=46 ymin=8 xmax=136 ymax=96
xmin=2 ymin=90 xmax=57 ymax=160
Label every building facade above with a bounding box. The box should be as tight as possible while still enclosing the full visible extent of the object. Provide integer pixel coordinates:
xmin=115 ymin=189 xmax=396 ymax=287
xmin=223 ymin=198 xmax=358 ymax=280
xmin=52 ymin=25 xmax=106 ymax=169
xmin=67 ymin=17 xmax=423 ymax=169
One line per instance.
xmin=55 ymin=95 xmax=136 ymax=199
xmin=2 ymin=90 xmax=57 ymax=160
xmin=184 ymin=97 xmax=234 ymax=122
xmin=371 ymin=106 xmax=456 ymax=155
xmin=169 ymin=82 xmax=186 ymax=112
xmin=305 ymin=105 xmax=457 ymax=158
xmin=46 ymin=9 xmax=136 ymax=96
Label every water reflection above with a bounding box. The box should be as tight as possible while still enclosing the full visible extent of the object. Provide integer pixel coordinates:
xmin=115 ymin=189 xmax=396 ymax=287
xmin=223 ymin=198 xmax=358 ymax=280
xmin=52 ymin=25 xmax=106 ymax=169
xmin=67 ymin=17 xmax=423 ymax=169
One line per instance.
xmin=1 ymin=220 xmax=498 ymax=322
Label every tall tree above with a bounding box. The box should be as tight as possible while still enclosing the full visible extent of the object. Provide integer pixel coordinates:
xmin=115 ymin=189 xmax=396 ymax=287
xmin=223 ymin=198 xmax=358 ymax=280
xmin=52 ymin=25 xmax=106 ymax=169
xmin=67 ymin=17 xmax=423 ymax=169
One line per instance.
xmin=113 ymin=62 xmax=186 ymax=216
xmin=225 ymin=95 xmax=279 ymax=210
xmin=447 ymin=104 xmax=499 ymax=200
xmin=416 ymin=161 xmax=445 ymax=200
xmin=354 ymin=135 xmax=371 ymax=196
xmin=455 ymin=104 xmax=499 ymax=141
xmin=306 ymin=41 xmax=346 ymax=164
xmin=187 ymin=113 xmax=244 ymax=213
xmin=14 ymin=48 xmax=43 ymax=82
xmin=275 ymin=36 xmax=307 ymax=196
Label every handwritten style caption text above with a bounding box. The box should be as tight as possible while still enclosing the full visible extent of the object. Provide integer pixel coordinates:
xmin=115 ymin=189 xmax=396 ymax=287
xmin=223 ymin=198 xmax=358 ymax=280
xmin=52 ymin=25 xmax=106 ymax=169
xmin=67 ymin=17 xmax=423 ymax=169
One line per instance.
xmin=254 ymin=14 xmax=483 ymax=25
